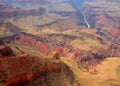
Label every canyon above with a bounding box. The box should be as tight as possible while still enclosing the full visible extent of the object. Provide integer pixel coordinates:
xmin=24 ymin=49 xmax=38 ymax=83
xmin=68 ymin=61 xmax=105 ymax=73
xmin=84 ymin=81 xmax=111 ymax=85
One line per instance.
xmin=77 ymin=0 xmax=120 ymax=45
xmin=0 ymin=0 xmax=120 ymax=86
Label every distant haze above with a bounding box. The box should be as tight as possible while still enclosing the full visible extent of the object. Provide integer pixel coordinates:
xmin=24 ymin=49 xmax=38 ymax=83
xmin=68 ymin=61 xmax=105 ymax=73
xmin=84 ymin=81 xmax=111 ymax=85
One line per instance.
xmin=0 ymin=0 xmax=85 ymax=8
xmin=71 ymin=0 xmax=84 ymax=8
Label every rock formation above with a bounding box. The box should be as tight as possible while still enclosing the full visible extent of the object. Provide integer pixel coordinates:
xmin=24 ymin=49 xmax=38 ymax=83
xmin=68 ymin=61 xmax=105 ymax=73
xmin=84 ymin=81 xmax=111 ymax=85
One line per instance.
xmin=0 ymin=56 xmax=74 ymax=86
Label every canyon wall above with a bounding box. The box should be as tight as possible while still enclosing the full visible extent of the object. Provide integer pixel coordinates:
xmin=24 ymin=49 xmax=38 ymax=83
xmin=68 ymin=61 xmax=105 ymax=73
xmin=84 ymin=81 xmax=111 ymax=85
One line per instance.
xmin=0 ymin=56 xmax=74 ymax=86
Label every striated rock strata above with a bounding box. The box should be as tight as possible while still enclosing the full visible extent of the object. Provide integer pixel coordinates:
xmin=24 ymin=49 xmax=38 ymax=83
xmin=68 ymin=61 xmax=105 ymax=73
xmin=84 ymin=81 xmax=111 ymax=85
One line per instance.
xmin=0 ymin=56 xmax=74 ymax=86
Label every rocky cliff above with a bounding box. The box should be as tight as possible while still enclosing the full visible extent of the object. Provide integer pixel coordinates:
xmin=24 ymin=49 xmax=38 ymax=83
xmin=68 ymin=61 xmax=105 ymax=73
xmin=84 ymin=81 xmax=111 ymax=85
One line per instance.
xmin=0 ymin=56 xmax=74 ymax=86
xmin=0 ymin=4 xmax=46 ymax=18
xmin=0 ymin=18 xmax=21 ymax=37
xmin=77 ymin=0 xmax=120 ymax=44
xmin=0 ymin=1 xmax=120 ymax=85
xmin=1 ymin=31 xmax=120 ymax=70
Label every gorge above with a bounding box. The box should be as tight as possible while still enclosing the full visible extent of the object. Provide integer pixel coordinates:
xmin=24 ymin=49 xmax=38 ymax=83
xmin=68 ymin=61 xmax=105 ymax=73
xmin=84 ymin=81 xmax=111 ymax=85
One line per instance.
xmin=0 ymin=0 xmax=120 ymax=86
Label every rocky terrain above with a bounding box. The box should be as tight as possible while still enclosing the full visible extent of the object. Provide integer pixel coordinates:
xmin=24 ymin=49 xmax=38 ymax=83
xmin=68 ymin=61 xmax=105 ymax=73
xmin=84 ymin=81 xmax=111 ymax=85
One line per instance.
xmin=1 ymin=29 xmax=120 ymax=70
xmin=0 ymin=56 xmax=74 ymax=86
xmin=0 ymin=0 xmax=120 ymax=86
xmin=0 ymin=5 xmax=46 ymax=18
xmin=77 ymin=0 xmax=120 ymax=44
xmin=62 ymin=57 xmax=120 ymax=86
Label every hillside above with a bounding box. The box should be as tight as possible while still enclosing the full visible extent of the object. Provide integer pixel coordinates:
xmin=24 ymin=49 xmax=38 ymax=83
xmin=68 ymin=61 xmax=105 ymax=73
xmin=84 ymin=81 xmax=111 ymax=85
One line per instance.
xmin=0 ymin=56 xmax=74 ymax=86
xmin=77 ymin=0 xmax=120 ymax=44
xmin=62 ymin=57 xmax=120 ymax=86
xmin=0 ymin=18 xmax=21 ymax=37
xmin=0 ymin=0 xmax=120 ymax=86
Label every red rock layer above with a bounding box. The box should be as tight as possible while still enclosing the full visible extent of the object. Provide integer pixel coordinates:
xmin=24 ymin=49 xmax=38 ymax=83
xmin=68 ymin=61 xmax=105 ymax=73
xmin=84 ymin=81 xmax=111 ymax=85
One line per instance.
xmin=0 ymin=56 xmax=74 ymax=86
